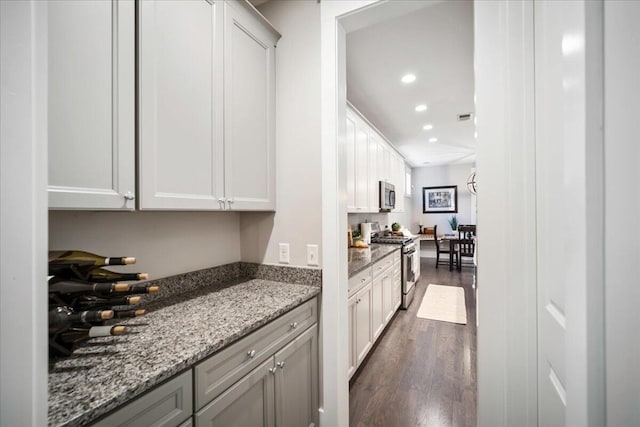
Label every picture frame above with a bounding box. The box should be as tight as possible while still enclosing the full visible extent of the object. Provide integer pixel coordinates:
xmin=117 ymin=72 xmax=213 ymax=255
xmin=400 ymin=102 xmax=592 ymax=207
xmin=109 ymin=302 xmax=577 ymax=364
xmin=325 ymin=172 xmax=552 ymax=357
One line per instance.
xmin=422 ymin=185 xmax=458 ymax=213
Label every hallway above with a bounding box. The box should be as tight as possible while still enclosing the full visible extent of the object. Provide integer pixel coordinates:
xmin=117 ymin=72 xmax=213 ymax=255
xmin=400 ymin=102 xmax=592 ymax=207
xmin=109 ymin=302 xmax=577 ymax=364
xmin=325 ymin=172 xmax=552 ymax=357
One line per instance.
xmin=349 ymin=257 xmax=477 ymax=427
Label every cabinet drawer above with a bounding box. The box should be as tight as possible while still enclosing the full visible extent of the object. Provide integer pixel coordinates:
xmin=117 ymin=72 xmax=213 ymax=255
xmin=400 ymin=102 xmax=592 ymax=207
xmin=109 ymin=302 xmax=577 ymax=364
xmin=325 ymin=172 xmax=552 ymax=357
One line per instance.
xmin=372 ymin=254 xmax=394 ymax=277
xmin=92 ymin=370 xmax=192 ymax=427
xmin=348 ymin=267 xmax=372 ymax=296
xmin=194 ymin=297 xmax=317 ymax=410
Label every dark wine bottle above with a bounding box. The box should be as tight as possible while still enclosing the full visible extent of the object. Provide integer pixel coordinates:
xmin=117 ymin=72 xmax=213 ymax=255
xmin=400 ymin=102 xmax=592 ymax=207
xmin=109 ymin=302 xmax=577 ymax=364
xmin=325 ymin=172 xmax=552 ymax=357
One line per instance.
xmin=73 ymin=295 xmax=142 ymax=310
xmin=113 ymin=309 xmax=146 ymax=319
xmin=123 ymin=284 xmax=159 ymax=295
xmin=49 ymin=306 xmax=114 ymax=330
xmin=49 ymin=250 xmax=135 ymax=276
xmin=58 ymin=325 xmax=128 ymax=344
xmin=84 ymin=269 xmax=149 ymax=283
xmin=48 ymin=280 xmax=130 ymax=295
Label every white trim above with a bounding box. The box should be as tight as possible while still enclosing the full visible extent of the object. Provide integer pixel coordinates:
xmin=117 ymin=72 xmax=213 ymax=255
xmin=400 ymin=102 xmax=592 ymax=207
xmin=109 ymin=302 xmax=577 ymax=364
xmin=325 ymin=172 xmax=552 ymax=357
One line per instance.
xmin=475 ymin=1 xmax=538 ymax=425
xmin=0 ymin=1 xmax=49 ymax=424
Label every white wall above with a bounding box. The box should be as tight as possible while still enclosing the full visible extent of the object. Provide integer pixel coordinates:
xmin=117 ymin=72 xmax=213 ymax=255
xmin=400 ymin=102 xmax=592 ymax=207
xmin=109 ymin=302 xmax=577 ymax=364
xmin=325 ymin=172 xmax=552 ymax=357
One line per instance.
xmin=411 ymin=163 xmax=475 ymax=234
xmin=604 ymin=1 xmax=640 ymax=425
xmin=240 ymin=0 xmax=322 ymax=268
xmin=49 ymin=211 xmax=242 ymax=279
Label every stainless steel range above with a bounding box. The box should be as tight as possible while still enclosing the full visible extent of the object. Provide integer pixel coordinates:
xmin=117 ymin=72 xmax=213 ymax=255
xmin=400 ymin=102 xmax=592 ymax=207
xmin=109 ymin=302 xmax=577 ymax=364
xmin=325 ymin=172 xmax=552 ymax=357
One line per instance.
xmin=370 ymin=231 xmax=419 ymax=309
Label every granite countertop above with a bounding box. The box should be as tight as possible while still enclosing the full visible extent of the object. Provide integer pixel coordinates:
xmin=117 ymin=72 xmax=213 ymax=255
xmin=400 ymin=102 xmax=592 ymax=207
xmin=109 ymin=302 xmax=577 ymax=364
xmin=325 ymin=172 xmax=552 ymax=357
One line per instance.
xmin=48 ymin=279 xmax=320 ymax=427
xmin=348 ymin=243 xmax=400 ymax=278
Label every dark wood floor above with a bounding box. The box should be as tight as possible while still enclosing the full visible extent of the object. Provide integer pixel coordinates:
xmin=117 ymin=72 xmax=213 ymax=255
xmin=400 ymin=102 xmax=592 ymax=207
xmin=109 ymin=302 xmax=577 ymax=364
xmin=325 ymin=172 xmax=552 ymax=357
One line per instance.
xmin=349 ymin=257 xmax=477 ymax=427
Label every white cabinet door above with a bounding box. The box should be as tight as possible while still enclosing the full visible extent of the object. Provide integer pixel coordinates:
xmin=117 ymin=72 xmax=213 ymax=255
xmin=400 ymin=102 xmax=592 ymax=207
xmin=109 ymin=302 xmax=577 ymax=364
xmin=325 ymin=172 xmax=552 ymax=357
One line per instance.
xmin=274 ymin=326 xmax=319 ymax=427
xmin=367 ymin=130 xmax=379 ymax=212
xmin=347 ymin=293 xmax=357 ymax=379
xmin=345 ymin=113 xmax=357 ymax=212
xmin=392 ymin=267 xmax=402 ymax=313
xmin=371 ymin=274 xmax=384 ymax=340
xmin=382 ymin=270 xmax=395 ymax=324
xmin=139 ymin=0 xmax=224 ymax=210
xmin=378 ymin=141 xmax=390 ymax=183
xmin=223 ymin=1 xmax=278 ymax=211
xmin=354 ymin=283 xmax=372 ymax=366
xmin=354 ymin=123 xmax=369 ymax=211
xmin=48 ymin=0 xmax=135 ymax=210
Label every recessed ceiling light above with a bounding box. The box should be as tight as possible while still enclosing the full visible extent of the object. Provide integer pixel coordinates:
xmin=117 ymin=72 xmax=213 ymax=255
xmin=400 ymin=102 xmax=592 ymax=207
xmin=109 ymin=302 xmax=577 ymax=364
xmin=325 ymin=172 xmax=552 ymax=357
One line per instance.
xmin=429 ymin=137 xmax=438 ymax=143
xmin=415 ymin=104 xmax=427 ymax=112
xmin=401 ymin=73 xmax=416 ymax=84
xmin=423 ymin=124 xmax=433 ymax=131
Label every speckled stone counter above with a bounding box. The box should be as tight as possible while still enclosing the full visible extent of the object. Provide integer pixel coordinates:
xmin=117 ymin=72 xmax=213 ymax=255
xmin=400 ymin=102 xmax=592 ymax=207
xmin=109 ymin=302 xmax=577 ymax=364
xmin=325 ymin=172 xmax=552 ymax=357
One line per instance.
xmin=48 ymin=279 xmax=320 ymax=426
xmin=348 ymin=244 xmax=400 ymax=278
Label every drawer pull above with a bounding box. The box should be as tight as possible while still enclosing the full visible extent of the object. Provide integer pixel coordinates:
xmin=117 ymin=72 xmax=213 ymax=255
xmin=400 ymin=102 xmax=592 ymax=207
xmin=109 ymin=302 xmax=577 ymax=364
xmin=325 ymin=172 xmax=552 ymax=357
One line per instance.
xmin=268 ymin=367 xmax=277 ymax=374
xmin=360 ymin=278 xmax=366 ymax=283
xmin=247 ymin=350 xmax=256 ymax=358
xmin=289 ymin=322 xmax=298 ymax=329
xmin=277 ymin=361 xmax=285 ymax=369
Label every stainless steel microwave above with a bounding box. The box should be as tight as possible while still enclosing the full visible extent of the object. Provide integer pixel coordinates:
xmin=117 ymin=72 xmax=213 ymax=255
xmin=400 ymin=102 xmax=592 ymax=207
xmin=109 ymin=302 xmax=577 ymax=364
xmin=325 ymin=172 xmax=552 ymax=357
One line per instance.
xmin=379 ymin=181 xmax=396 ymax=211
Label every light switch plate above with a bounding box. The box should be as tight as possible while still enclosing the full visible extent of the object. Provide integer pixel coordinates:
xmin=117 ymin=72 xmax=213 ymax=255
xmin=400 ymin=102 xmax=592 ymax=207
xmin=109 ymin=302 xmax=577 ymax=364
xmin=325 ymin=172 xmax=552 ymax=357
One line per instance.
xmin=307 ymin=244 xmax=319 ymax=266
xmin=279 ymin=243 xmax=290 ymax=264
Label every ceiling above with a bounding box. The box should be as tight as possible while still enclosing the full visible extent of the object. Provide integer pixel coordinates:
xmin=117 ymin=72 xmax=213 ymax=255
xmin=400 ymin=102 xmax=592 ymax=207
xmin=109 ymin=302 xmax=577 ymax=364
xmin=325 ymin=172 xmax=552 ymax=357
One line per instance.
xmin=346 ymin=0 xmax=475 ymax=167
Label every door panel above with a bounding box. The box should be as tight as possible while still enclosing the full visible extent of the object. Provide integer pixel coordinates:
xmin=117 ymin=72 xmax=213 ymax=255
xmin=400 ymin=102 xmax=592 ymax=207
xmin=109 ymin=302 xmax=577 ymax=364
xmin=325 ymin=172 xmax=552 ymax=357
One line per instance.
xmin=274 ymin=326 xmax=319 ymax=427
xmin=138 ymin=0 xmax=223 ymax=209
xmin=534 ymin=1 xmax=604 ymax=425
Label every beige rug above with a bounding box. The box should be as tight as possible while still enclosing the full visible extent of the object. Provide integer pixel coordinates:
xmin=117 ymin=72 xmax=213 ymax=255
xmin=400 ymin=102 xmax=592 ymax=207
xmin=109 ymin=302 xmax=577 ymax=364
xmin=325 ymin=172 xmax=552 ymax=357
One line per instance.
xmin=416 ymin=284 xmax=467 ymax=324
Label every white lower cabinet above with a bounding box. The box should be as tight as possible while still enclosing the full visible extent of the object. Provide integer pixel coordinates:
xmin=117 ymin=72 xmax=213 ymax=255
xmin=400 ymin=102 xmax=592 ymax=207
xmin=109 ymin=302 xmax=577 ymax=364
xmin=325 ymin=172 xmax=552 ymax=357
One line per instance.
xmin=196 ymin=358 xmax=275 ymax=427
xmin=196 ymin=326 xmax=318 ymax=427
xmin=348 ymin=251 xmax=401 ymax=379
xmin=354 ymin=283 xmax=373 ymax=366
xmin=371 ymin=275 xmax=384 ymax=340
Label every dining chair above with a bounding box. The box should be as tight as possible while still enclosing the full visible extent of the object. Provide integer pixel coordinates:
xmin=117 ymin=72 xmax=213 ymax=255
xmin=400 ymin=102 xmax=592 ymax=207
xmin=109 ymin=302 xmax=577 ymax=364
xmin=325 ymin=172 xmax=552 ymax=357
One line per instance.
xmin=457 ymin=225 xmax=476 ymax=270
xmin=434 ymin=225 xmax=458 ymax=270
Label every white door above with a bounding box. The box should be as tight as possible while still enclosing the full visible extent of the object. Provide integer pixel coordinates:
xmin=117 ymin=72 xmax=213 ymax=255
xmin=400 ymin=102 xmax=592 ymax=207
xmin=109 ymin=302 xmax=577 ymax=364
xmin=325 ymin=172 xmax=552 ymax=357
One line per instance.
xmin=534 ymin=1 xmax=604 ymax=425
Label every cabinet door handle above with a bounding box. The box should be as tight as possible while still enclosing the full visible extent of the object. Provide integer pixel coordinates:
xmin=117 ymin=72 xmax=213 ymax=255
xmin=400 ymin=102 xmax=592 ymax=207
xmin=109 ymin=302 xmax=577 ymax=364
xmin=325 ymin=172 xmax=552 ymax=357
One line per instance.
xmin=360 ymin=278 xmax=366 ymax=283
xmin=218 ymin=198 xmax=226 ymax=209
xmin=290 ymin=322 xmax=298 ymax=329
xmin=247 ymin=350 xmax=256 ymax=358
xmin=277 ymin=361 xmax=285 ymax=369
xmin=123 ymin=191 xmax=135 ymax=201
xmin=268 ymin=367 xmax=277 ymax=374
xmin=227 ymin=198 xmax=234 ymax=206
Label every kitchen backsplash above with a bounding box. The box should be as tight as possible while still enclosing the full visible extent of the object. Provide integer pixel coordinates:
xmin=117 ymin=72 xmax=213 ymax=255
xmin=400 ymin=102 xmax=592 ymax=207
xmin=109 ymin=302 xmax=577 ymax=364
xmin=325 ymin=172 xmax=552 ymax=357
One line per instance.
xmin=140 ymin=261 xmax=321 ymax=310
xmin=348 ymin=210 xmax=412 ymax=235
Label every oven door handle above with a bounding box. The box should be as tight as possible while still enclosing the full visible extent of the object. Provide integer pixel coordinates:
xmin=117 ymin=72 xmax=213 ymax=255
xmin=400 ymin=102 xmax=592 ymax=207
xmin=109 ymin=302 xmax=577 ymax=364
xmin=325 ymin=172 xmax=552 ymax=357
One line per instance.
xmin=404 ymin=247 xmax=416 ymax=255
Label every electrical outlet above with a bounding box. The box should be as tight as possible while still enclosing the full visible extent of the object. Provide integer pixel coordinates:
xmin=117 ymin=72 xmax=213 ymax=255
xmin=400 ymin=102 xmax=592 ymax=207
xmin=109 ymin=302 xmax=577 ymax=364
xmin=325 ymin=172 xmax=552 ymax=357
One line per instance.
xmin=279 ymin=243 xmax=290 ymax=264
xmin=307 ymin=244 xmax=319 ymax=266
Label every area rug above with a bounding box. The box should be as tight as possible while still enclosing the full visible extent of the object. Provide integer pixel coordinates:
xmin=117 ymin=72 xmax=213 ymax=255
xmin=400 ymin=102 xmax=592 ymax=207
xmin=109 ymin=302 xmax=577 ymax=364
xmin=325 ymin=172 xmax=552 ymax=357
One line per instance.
xmin=416 ymin=284 xmax=467 ymax=324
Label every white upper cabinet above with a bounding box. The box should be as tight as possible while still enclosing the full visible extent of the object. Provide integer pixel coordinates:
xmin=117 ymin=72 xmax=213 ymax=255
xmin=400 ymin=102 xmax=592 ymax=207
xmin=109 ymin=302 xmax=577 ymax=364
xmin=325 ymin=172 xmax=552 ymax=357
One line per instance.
xmin=138 ymin=0 xmax=279 ymax=211
xmin=223 ymin=1 xmax=278 ymax=211
xmin=346 ymin=112 xmax=357 ymax=211
xmin=48 ymin=0 xmax=135 ymax=210
xmin=139 ymin=0 xmax=224 ymax=210
xmin=345 ymin=104 xmax=406 ymax=213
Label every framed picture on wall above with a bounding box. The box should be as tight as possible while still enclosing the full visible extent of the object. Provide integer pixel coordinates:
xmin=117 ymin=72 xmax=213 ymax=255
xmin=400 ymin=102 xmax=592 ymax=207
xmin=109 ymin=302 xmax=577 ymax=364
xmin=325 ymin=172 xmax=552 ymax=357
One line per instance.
xmin=422 ymin=185 xmax=458 ymax=213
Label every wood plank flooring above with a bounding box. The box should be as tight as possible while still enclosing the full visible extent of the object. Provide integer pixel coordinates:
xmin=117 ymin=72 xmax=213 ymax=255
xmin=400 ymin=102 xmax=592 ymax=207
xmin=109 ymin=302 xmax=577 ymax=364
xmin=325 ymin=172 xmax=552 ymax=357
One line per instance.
xmin=349 ymin=257 xmax=477 ymax=427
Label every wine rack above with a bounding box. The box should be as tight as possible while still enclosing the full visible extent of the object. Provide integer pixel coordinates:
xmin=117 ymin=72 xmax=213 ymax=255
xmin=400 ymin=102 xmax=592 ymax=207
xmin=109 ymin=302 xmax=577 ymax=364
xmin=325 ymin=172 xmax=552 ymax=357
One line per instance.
xmin=48 ymin=251 xmax=156 ymax=357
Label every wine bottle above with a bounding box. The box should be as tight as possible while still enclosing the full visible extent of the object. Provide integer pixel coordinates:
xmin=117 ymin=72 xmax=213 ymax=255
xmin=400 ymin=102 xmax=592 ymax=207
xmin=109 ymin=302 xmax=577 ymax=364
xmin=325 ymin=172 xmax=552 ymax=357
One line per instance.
xmin=49 ymin=250 xmax=135 ymax=275
xmin=48 ymin=280 xmax=130 ymax=295
xmin=84 ymin=269 xmax=149 ymax=283
xmin=58 ymin=325 xmax=128 ymax=344
xmin=49 ymin=306 xmax=114 ymax=330
xmin=113 ymin=309 xmax=146 ymax=319
xmin=73 ymin=295 xmax=142 ymax=310
xmin=123 ymin=284 xmax=159 ymax=295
